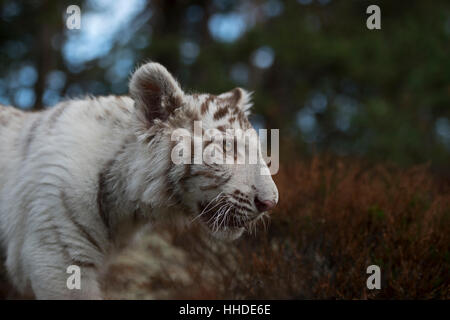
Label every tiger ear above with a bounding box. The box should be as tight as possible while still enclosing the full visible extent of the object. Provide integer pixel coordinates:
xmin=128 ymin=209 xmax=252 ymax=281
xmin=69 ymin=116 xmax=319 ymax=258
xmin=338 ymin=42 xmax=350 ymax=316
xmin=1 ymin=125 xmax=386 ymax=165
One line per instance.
xmin=218 ymin=87 xmax=253 ymax=115
xmin=129 ymin=62 xmax=184 ymax=127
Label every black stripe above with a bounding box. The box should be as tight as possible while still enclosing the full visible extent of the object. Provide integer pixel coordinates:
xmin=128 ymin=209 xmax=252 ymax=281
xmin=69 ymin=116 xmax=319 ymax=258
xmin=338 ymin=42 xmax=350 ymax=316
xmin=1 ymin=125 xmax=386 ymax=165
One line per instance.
xmin=23 ymin=115 xmax=42 ymax=158
xmin=61 ymin=191 xmax=104 ymax=254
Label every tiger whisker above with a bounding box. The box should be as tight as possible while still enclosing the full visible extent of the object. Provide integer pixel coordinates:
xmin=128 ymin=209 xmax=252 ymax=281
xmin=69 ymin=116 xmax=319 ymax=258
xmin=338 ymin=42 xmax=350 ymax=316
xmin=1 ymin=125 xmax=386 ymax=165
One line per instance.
xmin=190 ymin=192 xmax=227 ymax=222
xmin=218 ymin=204 xmax=233 ymax=230
xmin=210 ymin=203 xmax=229 ymax=231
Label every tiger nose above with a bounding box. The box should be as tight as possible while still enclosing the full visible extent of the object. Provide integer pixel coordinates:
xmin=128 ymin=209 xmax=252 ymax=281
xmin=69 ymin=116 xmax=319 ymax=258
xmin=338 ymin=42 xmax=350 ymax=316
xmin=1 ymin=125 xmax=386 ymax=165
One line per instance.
xmin=254 ymin=197 xmax=276 ymax=213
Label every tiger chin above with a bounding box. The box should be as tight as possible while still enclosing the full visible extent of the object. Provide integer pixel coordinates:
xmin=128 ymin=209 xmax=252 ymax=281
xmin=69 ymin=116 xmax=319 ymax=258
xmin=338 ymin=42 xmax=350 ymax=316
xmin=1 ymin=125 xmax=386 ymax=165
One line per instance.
xmin=0 ymin=62 xmax=278 ymax=299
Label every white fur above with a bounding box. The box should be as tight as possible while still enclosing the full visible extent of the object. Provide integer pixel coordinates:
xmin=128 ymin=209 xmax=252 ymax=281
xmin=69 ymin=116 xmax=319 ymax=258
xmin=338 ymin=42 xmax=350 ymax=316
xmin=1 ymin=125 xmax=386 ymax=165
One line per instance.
xmin=0 ymin=63 xmax=278 ymax=299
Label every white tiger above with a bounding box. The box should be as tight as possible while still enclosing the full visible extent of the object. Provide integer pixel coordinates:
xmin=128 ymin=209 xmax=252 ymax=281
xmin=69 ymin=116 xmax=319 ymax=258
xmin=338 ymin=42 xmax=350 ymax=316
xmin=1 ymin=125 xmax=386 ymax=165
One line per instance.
xmin=0 ymin=62 xmax=278 ymax=299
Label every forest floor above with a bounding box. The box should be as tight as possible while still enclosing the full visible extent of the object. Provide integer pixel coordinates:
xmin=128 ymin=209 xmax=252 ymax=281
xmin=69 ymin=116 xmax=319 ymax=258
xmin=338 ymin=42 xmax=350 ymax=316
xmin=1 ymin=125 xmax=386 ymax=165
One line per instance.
xmin=1 ymin=157 xmax=449 ymax=299
xmin=103 ymin=157 xmax=450 ymax=299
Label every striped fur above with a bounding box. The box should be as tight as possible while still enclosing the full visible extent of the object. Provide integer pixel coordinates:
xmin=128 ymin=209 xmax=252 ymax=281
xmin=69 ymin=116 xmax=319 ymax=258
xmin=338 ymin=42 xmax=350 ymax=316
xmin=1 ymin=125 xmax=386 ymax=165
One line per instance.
xmin=0 ymin=63 xmax=278 ymax=299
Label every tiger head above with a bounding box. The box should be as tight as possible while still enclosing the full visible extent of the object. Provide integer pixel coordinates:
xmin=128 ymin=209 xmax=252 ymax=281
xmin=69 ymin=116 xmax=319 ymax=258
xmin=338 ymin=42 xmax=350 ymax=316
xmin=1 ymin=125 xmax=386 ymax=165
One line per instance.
xmin=129 ymin=62 xmax=278 ymax=240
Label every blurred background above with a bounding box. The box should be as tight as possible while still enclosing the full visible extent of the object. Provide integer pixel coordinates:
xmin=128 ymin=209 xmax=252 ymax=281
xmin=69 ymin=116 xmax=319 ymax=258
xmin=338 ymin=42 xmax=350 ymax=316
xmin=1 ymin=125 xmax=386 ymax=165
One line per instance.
xmin=1 ymin=0 xmax=449 ymax=170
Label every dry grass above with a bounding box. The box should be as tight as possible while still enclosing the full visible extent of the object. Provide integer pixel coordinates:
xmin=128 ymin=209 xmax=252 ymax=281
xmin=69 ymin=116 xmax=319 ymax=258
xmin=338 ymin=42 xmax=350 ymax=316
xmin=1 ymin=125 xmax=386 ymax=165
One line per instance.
xmin=1 ymin=157 xmax=449 ymax=299
xmin=103 ymin=157 xmax=449 ymax=299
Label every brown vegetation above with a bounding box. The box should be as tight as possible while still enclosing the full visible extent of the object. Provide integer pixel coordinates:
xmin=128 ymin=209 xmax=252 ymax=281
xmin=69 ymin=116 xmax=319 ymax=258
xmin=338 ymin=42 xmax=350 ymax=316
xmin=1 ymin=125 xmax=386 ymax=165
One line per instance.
xmin=103 ymin=157 xmax=450 ymax=299
xmin=1 ymin=157 xmax=448 ymax=299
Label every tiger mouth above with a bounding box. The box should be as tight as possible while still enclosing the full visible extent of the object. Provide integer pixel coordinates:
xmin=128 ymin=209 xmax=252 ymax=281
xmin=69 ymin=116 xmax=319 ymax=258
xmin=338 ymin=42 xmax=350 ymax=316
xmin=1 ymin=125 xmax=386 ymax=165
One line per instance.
xmin=196 ymin=200 xmax=255 ymax=230
xmin=200 ymin=209 xmax=252 ymax=229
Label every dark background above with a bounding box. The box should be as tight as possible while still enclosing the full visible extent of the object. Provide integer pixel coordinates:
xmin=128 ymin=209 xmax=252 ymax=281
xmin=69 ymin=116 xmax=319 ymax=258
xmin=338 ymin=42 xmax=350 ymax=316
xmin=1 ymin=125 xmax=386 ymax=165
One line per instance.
xmin=1 ymin=0 xmax=449 ymax=169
